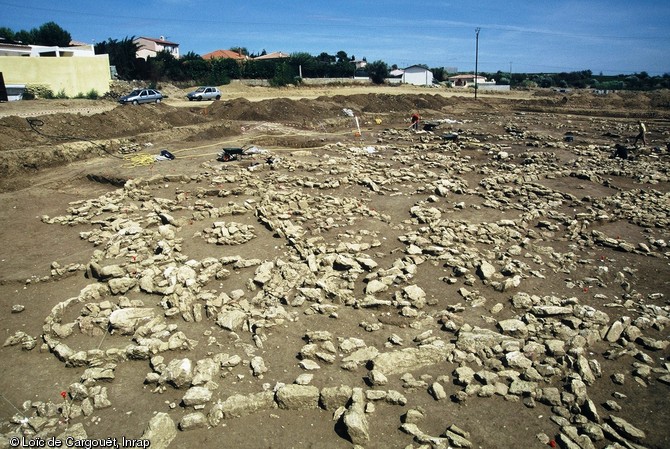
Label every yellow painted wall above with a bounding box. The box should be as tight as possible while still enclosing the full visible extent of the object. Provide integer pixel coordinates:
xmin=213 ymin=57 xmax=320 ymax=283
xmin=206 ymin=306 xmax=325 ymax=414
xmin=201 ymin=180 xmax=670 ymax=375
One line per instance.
xmin=0 ymin=54 xmax=111 ymax=97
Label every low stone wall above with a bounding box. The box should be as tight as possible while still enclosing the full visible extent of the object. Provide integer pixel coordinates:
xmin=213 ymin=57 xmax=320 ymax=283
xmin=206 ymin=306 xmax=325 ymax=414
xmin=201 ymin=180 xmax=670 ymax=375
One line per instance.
xmin=229 ymin=78 xmax=373 ymax=87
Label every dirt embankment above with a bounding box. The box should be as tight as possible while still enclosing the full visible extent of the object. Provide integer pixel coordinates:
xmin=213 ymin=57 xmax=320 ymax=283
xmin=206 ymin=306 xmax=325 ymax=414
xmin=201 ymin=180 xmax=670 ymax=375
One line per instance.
xmin=0 ymin=87 xmax=668 ymax=187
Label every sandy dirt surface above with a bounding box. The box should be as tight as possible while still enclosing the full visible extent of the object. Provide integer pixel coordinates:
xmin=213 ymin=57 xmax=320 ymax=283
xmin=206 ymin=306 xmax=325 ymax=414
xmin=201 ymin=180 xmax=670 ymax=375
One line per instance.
xmin=0 ymin=84 xmax=669 ymax=449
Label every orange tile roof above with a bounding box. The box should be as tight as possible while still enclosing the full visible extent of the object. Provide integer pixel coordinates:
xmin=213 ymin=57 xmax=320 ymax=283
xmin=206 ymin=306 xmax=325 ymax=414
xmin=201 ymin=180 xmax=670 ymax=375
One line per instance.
xmin=202 ymin=49 xmax=249 ymax=60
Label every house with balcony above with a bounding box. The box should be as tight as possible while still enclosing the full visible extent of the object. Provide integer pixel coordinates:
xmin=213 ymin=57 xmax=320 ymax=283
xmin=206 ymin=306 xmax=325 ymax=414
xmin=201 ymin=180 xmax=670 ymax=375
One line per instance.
xmin=134 ymin=36 xmax=180 ymax=60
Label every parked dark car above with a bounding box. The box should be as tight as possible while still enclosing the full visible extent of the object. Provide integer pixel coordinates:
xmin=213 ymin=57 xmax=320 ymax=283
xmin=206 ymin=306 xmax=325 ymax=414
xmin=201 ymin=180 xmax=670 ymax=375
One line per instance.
xmin=186 ymin=86 xmax=221 ymax=101
xmin=118 ymin=88 xmax=163 ymax=105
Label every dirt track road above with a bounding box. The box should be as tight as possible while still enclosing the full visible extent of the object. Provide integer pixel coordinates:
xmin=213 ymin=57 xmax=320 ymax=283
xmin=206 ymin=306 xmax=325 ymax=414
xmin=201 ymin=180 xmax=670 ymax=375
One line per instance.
xmin=0 ymin=82 xmax=528 ymax=118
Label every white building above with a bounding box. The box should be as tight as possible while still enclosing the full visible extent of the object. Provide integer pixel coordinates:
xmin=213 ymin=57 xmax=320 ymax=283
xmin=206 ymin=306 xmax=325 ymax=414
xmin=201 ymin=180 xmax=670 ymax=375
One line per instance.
xmin=134 ymin=36 xmax=180 ymax=60
xmin=448 ymin=74 xmax=494 ymax=88
xmin=0 ymin=41 xmax=96 ymax=57
xmin=401 ymin=65 xmax=434 ymax=86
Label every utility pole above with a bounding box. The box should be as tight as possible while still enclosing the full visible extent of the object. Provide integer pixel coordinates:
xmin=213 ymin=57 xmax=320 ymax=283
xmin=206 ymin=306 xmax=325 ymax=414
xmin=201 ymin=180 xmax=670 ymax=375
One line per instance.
xmin=475 ymin=28 xmax=481 ymax=99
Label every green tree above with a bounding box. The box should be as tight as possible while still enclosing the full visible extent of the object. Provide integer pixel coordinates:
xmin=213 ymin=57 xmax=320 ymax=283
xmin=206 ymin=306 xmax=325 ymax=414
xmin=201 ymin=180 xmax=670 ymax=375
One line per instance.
xmin=242 ymin=59 xmax=275 ymax=79
xmin=95 ymin=37 xmax=140 ymax=80
xmin=33 ymin=21 xmax=71 ymax=46
xmin=270 ymin=62 xmax=298 ymax=86
xmin=0 ymin=27 xmax=14 ymax=40
xmin=539 ymin=77 xmax=553 ymax=88
xmin=336 ymin=50 xmax=349 ymax=63
xmin=229 ymin=47 xmax=248 ymax=56
xmin=367 ymin=60 xmax=389 ymax=84
xmin=181 ymin=52 xmax=209 ymax=82
xmin=0 ymin=22 xmax=71 ymax=46
xmin=148 ymin=50 xmax=185 ymax=82
xmin=625 ymin=75 xmax=641 ymax=89
xmin=289 ymin=52 xmax=317 ymax=78
xmin=317 ymin=52 xmax=335 ymax=64
xmin=14 ymin=29 xmax=34 ymax=44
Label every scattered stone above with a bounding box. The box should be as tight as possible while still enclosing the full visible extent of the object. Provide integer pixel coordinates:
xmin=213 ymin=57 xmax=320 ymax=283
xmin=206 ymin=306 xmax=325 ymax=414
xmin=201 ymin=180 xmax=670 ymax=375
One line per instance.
xmin=140 ymin=413 xmax=177 ymax=449
xmin=342 ymin=388 xmax=369 ymax=444
xmin=608 ymin=415 xmax=646 ymax=443
xmin=275 ymin=384 xmax=320 ymax=410
xmin=429 ymin=382 xmax=447 ymax=400
xmin=372 ymin=343 xmax=453 ymax=375
xmin=216 ymin=309 xmax=247 ymax=331
xmin=179 ymin=412 xmax=207 ymax=430
xmin=182 ymin=386 xmax=212 ymax=407
xmin=250 ymin=356 xmax=268 ymax=376
xmin=11 ymin=304 xmax=25 ymax=313
xmin=109 ymin=308 xmax=155 ymax=335
xmin=214 ymin=392 xmax=276 ymax=420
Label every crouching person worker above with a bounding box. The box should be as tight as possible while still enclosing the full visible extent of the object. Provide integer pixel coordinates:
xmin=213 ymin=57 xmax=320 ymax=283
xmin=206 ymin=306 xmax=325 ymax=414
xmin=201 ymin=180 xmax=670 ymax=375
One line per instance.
xmin=411 ymin=112 xmax=420 ymax=131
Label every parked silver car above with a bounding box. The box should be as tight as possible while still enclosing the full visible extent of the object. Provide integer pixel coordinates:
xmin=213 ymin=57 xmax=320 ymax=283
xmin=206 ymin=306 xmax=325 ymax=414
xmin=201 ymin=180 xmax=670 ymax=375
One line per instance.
xmin=187 ymin=86 xmax=221 ymax=101
xmin=118 ymin=88 xmax=163 ymax=105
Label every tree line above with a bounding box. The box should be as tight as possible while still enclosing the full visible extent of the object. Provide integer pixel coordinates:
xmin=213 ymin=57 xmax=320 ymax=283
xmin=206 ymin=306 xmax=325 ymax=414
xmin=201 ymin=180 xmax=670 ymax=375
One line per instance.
xmin=94 ymin=37 xmax=388 ymax=85
xmin=2 ymin=22 xmax=669 ymax=90
xmin=484 ymin=69 xmax=670 ymax=91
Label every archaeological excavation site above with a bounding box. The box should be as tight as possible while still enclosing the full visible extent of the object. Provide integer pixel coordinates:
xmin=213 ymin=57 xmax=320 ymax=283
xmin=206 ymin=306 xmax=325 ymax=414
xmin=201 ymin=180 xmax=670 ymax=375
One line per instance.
xmin=0 ymin=84 xmax=668 ymax=449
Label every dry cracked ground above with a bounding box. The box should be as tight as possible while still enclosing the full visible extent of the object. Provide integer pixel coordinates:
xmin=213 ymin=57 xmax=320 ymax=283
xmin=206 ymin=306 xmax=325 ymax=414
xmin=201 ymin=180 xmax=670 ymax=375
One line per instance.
xmin=0 ymin=85 xmax=669 ymax=449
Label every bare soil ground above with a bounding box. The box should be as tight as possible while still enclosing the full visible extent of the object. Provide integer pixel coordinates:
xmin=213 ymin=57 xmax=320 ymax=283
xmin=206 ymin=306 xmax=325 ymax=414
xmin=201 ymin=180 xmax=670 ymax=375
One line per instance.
xmin=0 ymin=84 xmax=669 ymax=449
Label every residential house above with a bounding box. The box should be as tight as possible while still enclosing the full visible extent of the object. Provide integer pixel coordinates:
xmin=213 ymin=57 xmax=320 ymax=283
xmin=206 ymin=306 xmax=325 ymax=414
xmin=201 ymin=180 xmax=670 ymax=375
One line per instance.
xmin=448 ymin=74 xmax=493 ymax=88
xmin=353 ymin=59 xmax=367 ymax=70
xmin=253 ymin=51 xmax=289 ymax=61
xmin=202 ymin=49 xmax=249 ymax=61
xmin=134 ymin=36 xmax=180 ymax=60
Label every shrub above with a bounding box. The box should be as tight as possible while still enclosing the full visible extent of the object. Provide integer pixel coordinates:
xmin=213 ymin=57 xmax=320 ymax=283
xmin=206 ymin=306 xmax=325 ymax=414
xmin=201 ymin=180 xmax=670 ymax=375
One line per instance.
xmin=269 ymin=62 xmax=297 ymax=87
xmin=366 ymin=60 xmax=389 ymax=85
xmin=25 ymin=84 xmax=54 ymax=99
xmin=85 ymin=89 xmax=99 ymax=99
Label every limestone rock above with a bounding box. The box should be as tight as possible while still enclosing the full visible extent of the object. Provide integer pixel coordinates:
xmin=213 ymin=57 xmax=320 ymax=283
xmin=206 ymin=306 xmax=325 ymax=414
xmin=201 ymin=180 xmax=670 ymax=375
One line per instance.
xmin=163 ymin=358 xmax=193 ymax=388
xmin=608 ymin=415 xmax=646 ymax=443
xmin=430 ymin=382 xmax=447 ymax=400
xmin=179 ymin=412 xmax=207 ymax=430
xmin=216 ymin=309 xmax=247 ymax=331
xmin=372 ymin=343 xmax=453 ymax=375
xmin=109 ymin=308 xmax=155 ymax=335
xmin=182 ymin=386 xmax=212 ymax=406
xmin=140 ymin=413 xmax=177 ymax=449
xmin=275 ymin=384 xmax=320 ymax=410
xmin=476 ymin=260 xmax=496 ymax=280
xmin=216 ymin=392 xmax=276 ymax=419
xmin=342 ymin=388 xmax=369 ymax=444
xmin=320 ymin=385 xmax=353 ymax=410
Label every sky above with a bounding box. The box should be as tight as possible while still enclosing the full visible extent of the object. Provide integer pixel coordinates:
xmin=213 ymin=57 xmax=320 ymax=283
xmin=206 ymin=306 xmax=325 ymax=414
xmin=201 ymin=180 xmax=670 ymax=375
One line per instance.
xmin=3 ymin=0 xmax=670 ymax=76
